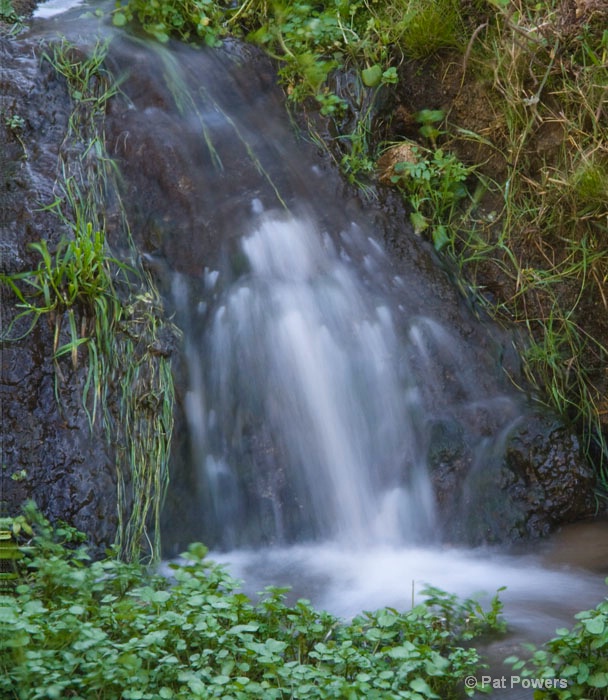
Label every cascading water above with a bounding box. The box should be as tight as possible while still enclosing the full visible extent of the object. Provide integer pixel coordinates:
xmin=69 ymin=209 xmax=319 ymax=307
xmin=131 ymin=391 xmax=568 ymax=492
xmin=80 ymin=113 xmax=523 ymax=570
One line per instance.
xmin=91 ymin=12 xmax=581 ymax=559
xmin=173 ymin=189 xmax=528 ymax=551
xmin=183 ymin=211 xmax=438 ymax=549
xmin=21 ymin=8 xmax=608 ymax=697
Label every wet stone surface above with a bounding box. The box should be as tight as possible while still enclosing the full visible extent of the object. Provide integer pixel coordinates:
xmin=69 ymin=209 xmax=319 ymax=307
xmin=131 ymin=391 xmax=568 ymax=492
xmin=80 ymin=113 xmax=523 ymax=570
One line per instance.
xmin=1 ymin=32 xmax=119 ymax=551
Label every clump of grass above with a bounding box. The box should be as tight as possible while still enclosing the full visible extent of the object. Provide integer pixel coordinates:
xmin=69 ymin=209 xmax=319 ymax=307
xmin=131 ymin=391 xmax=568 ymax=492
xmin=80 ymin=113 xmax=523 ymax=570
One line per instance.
xmin=569 ymin=155 xmax=608 ymax=218
xmin=435 ymin=0 xmax=608 ymax=486
xmin=48 ymin=37 xmax=177 ymax=562
xmin=1 ymin=37 xmax=178 ymax=562
xmin=0 ymin=220 xmax=124 ymax=427
xmin=114 ymin=284 xmax=177 ymax=564
xmin=370 ymin=0 xmax=465 ymax=60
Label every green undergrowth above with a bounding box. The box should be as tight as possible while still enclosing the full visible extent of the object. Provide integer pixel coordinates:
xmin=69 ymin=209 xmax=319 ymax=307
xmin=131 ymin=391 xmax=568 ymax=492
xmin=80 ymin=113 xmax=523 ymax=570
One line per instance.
xmin=506 ymin=586 xmax=608 ymax=699
xmin=0 ymin=37 xmax=177 ymax=562
xmin=0 ymin=507 xmax=503 ymax=699
xmin=112 ymin=0 xmax=466 ymax=183
xmin=442 ymin=0 xmax=608 ymax=488
xmin=0 ymin=0 xmax=17 ymax=23
xmin=3 ymin=508 xmax=608 ymax=700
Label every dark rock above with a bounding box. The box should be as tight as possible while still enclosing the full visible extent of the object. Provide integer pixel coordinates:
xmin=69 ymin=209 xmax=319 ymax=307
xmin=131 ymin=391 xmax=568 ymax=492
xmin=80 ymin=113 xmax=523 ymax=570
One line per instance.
xmin=0 ymin=33 xmax=118 ymax=553
xmin=432 ymin=411 xmax=596 ymax=545
xmin=504 ymin=413 xmax=596 ymax=529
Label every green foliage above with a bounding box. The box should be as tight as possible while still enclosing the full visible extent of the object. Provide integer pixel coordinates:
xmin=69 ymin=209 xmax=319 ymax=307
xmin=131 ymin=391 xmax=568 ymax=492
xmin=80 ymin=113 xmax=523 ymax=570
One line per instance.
xmin=0 ymin=509 xmax=504 ymax=699
xmin=459 ymin=0 xmax=608 ymax=486
xmin=42 ymin=38 xmax=120 ymax=106
xmin=505 ymin=582 xmax=608 ymax=698
xmin=0 ymin=0 xmax=17 ymax=22
xmin=110 ymin=0 xmax=476 ymax=200
xmin=112 ymin=0 xmax=470 ymax=118
xmin=113 ymin=0 xmax=225 ymax=45
xmin=0 ymin=222 xmax=124 ymax=426
xmin=389 ymin=146 xmax=472 ymax=251
xmin=4 ymin=113 xmax=24 ymax=131
xmin=113 ymin=285 xmax=177 ymax=564
xmin=370 ymin=0 xmax=465 ymax=60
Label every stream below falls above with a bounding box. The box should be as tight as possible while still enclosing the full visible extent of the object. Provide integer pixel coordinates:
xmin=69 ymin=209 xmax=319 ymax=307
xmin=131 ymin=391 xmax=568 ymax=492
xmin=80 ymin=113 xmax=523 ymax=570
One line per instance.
xmin=25 ymin=4 xmax=608 ymax=699
xmin=207 ymin=520 xmax=608 ymax=699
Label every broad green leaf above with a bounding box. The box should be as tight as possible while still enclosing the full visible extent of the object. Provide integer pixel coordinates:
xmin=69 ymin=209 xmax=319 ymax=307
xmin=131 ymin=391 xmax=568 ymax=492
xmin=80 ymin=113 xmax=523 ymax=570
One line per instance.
xmin=410 ymin=677 xmax=439 ymax=698
xmin=361 ymin=64 xmax=382 ymax=87
xmin=583 ymin=617 xmax=605 ymax=635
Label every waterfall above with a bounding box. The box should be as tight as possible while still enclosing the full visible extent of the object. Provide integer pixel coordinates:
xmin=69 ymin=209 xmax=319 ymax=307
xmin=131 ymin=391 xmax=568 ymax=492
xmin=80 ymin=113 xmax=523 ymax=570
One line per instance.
xmin=181 ymin=212 xmax=438 ymax=549
xmin=97 ymin=35 xmax=526 ymax=554
xmin=14 ymin=13 xmax=607 ymax=691
xmin=31 ymin=10 xmax=526 ymax=551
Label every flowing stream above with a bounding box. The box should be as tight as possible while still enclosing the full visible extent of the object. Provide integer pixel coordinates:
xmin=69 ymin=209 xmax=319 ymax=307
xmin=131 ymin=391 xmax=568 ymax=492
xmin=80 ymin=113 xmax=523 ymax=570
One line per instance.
xmin=29 ymin=4 xmax=608 ymax=698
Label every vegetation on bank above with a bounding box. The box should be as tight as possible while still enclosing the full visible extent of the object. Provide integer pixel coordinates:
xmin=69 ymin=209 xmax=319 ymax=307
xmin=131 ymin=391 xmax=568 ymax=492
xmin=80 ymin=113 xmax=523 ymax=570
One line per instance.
xmin=112 ymin=0 xmax=608 ymax=494
xmin=1 ymin=507 xmax=504 ymax=699
xmin=2 ymin=507 xmax=608 ymax=700
xmin=506 ymin=595 xmax=608 ymax=699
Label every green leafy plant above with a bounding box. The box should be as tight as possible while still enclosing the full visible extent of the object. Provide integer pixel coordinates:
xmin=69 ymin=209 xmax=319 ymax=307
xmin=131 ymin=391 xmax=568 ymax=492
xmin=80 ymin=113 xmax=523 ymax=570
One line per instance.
xmin=113 ymin=0 xmax=225 ymax=45
xmin=506 ymin=582 xmax=608 ymax=698
xmin=1 ymin=507 xmax=505 ymax=699
xmin=4 ymin=113 xmax=24 ymax=131
xmin=0 ymin=221 xmax=123 ymax=425
xmin=388 ymin=145 xmax=472 ymax=251
xmin=0 ymin=0 xmax=17 ymax=23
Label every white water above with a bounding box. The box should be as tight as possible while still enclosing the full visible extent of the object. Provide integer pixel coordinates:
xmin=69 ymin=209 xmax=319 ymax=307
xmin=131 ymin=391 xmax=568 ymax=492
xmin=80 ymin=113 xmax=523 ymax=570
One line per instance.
xmin=23 ymin=11 xmax=607 ymax=698
xmin=209 ymin=538 xmax=606 ymax=624
xmin=179 ymin=211 xmax=607 ymax=699
xmin=33 ymin=0 xmax=86 ymax=19
xmin=181 ymin=212 xmax=478 ymax=548
xmin=207 ymin=531 xmax=607 ymax=699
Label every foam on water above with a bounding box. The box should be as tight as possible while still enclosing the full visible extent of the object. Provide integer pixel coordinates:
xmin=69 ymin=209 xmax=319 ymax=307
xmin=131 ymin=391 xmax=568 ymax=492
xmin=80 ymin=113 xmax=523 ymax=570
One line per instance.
xmin=33 ymin=0 xmax=86 ymax=18
xmin=209 ymin=540 xmax=605 ymax=624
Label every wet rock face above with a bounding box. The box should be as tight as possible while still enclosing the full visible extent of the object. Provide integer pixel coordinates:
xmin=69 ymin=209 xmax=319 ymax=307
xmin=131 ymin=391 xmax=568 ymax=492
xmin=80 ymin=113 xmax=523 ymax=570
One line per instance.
xmin=504 ymin=414 xmax=596 ymax=533
xmin=431 ymin=412 xmax=597 ymax=545
xmin=0 ymin=35 xmax=118 ymax=551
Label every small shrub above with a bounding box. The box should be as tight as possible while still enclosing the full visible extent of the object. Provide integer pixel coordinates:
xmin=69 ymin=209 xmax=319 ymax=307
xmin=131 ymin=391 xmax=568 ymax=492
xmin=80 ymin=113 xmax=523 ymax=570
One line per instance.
xmin=388 ymin=145 xmax=472 ymax=251
xmin=113 ymin=0 xmax=225 ymax=45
